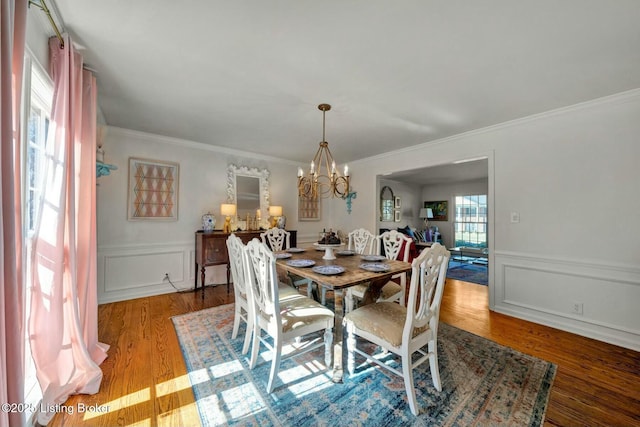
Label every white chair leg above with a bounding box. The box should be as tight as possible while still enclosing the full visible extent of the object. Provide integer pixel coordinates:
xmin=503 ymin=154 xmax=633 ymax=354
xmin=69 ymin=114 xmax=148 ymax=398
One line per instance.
xmin=306 ymin=281 xmax=313 ymax=299
xmin=346 ymin=326 xmax=356 ymax=375
xmin=324 ymin=327 xmax=333 ymax=368
xmin=345 ymin=289 xmax=354 ymax=313
xmin=402 ymin=353 xmax=419 ymax=416
xmin=249 ymin=323 xmax=260 ymax=369
xmin=320 ymin=286 xmax=327 ymax=305
xmin=267 ymin=335 xmax=283 ymax=393
xmin=231 ymin=307 xmax=241 ymax=339
xmin=241 ymin=320 xmax=252 ymax=355
xmin=428 ymin=339 xmax=442 ymax=391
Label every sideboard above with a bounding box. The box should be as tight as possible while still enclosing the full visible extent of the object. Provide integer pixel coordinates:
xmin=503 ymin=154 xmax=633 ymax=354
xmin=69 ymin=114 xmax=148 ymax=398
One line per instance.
xmin=194 ymin=229 xmax=297 ymax=297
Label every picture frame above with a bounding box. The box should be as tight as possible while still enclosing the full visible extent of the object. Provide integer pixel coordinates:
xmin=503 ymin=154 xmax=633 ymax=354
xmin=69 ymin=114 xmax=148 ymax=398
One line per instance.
xmin=394 ymin=210 xmax=401 ymax=222
xmin=128 ymin=157 xmax=179 ymax=221
xmin=298 ymin=194 xmax=321 ymax=221
xmin=424 ymin=200 xmax=448 ymax=221
xmin=394 ymin=196 xmax=401 ymax=209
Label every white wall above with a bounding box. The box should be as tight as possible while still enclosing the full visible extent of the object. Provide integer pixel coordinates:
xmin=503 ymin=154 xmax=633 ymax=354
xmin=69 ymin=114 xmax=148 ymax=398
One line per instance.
xmin=336 ymin=90 xmax=640 ymax=351
xmin=97 ymin=91 xmax=640 ymax=350
xmin=96 ymin=127 xmax=329 ymax=303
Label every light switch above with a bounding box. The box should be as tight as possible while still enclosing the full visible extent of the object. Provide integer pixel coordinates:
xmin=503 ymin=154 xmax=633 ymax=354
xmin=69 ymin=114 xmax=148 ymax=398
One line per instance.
xmin=510 ymin=212 xmax=520 ymax=223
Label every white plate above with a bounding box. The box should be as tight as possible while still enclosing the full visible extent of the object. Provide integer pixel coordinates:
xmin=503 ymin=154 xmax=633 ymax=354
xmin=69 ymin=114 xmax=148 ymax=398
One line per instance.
xmin=361 ymin=255 xmax=387 ymax=262
xmin=336 ymin=250 xmax=355 ymax=256
xmin=312 ymin=265 xmax=345 ymax=275
xmin=360 ymin=263 xmax=391 ymax=272
xmin=274 ymin=252 xmax=292 ymax=259
xmin=287 ymin=247 xmax=305 ymax=253
xmin=286 ymin=259 xmax=315 ymax=268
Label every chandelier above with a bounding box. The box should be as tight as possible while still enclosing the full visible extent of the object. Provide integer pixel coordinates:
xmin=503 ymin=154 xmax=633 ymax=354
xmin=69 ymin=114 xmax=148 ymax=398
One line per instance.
xmin=297 ymin=104 xmax=350 ymax=199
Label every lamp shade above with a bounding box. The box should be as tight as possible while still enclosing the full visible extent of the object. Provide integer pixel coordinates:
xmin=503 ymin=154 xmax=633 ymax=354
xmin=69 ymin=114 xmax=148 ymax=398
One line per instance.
xmin=419 ymin=208 xmax=434 ymax=219
xmin=220 ymin=203 xmax=237 ymax=216
xmin=269 ymin=205 xmax=283 ymax=217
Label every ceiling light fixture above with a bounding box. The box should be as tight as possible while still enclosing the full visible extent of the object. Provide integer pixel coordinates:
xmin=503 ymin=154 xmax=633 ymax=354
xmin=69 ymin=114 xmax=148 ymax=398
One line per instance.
xmin=298 ymin=104 xmax=350 ymax=199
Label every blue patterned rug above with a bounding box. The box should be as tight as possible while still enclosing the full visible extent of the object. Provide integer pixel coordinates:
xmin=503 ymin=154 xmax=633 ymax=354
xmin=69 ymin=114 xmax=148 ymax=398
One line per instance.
xmin=446 ymin=261 xmax=488 ymax=286
xmin=172 ymin=304 xmax=555 ymax=426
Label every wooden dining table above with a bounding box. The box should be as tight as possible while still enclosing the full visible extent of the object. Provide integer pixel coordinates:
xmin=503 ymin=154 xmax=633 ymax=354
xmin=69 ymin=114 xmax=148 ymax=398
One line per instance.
xmin=275 ymin=245 xmax=412 ymax=383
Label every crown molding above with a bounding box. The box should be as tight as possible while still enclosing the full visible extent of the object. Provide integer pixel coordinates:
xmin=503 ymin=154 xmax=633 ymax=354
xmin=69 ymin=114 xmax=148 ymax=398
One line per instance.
xmin=106 ymin=126 xmax=298 ymax=165
xmin=353 ymin=87 xmax=640 ymax=165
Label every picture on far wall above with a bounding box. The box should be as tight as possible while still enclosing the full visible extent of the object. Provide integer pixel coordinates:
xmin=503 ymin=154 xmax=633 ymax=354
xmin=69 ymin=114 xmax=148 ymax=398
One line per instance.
xmin=424 ymin=200 xmax=448 ymax=221
xmin=298 ymin=195 xmax=321 ymax=221
xmin=128 ymin=157 xmax=179 ymax=220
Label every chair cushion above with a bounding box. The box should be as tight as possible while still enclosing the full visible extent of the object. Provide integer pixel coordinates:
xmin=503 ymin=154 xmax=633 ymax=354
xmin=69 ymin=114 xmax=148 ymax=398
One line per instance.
xmin=379 ymin=281 xmax=402 ymax=301
xmin=278 ymin=283 xmax=302 ymax=299
xmin=280 ymin=296 xmax=334 ymax=333
xmin=350 ymin=280 xmax=401 ymax=301
xmin=344 ymin=302 xmax=426 ymax=347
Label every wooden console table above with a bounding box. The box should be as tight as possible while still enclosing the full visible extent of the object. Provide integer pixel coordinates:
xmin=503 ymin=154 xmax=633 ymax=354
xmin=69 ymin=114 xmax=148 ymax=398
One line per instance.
xmin=194 ymin=229 xmax=297 ymax=297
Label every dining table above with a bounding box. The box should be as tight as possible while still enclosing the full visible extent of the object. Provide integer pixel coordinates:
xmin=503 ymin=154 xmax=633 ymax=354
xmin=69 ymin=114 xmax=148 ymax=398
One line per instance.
xmin=275 ymin=244 xmax=412 ymax=383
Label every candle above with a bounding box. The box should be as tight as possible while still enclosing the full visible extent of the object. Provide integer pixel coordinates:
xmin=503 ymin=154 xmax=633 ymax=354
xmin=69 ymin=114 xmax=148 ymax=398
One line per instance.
xmin=344 ymin=164 xmax=349 ymax=176
xmin=331 ymin=161 xmax=336 ymax=173
xmin=298 ymin=167 xmax=303 ymax=177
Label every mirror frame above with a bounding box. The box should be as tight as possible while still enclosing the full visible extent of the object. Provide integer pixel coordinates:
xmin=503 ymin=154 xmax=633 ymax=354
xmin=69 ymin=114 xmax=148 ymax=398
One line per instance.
xmin=226 ymin=164 xmax=270 ymax=220
xmin=379 ymin=185 xmax=395 ymax=222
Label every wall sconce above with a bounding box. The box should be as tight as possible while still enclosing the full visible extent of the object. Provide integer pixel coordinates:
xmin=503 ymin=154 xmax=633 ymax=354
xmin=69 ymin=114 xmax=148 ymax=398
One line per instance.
xmin=220 ymin=203 xmax=236 ymax=233
xmin=268 ymin=205 xmax=283 ymax=228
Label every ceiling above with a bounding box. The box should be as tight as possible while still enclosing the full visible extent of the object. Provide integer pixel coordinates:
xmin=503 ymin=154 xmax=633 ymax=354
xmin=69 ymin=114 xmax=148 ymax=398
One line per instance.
xmin=50 ymin=0 xmax=640 ymax=179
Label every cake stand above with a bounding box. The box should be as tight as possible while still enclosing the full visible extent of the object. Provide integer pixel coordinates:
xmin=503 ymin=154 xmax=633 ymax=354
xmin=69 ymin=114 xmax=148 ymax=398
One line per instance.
xmin=313 ymin=243 xmax=343 ymax=260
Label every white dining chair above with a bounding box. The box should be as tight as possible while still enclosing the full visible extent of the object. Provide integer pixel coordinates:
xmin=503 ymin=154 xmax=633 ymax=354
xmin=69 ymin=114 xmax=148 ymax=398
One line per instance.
xmin=347 ymin=230 xmax=413 ymax=312
xmin=343 ymin=243 xmax=450 ymax=415
xmin=243 ymin=238 xmax=335 ymax=393
xmin=260 ymin=227 xmax=291 ymax=251
xmin=344 ymin=228 xmax=376 ymax=312
xmin=226 ymin=234 xmax=254 ymax=355
xmin=347 ymin=228 xmax=376 ymax=255
xmin=261 ymin=227 xmax=326 ymax=304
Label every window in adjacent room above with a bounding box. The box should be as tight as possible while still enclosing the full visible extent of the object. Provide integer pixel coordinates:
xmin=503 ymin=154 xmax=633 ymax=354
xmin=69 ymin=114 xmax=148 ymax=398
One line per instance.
xmin=454 ymin=194 xmax=487 ymax=248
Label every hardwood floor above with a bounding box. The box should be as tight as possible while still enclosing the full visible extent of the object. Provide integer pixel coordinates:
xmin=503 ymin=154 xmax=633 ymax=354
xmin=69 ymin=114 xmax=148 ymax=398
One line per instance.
xmin=48 ymin=280 xmax=640 ymax=426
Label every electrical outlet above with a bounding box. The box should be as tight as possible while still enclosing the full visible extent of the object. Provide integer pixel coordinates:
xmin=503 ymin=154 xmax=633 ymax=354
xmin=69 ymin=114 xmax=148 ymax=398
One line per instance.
xmin=510 ymin=212 xmax=520 ymax=223
xmin=571 ymin=301 xmax=583 ymax=315
xmin=164 ymin=273 xmax=169 ymax=281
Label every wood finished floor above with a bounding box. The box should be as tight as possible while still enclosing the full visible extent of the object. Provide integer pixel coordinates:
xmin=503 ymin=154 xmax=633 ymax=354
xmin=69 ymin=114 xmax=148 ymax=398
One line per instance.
xmin=48 ymin=280 xmax=640 ymax=427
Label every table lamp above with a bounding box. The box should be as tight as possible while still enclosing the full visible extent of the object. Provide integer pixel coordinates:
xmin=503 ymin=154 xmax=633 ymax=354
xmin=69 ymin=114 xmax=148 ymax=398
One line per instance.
xmin=269 ymin=205 xmax=283 ymax=228
xmin=419 ymin=207 xmax=434 ymax=229
xmin=220 ymin=203 xmax=236 ymax=233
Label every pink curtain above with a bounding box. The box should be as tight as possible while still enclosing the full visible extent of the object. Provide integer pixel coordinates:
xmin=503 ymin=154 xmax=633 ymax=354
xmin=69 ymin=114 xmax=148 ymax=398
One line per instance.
xmin=0 ymin=1 xmax=27 ymax=426
xmin=29 ymin=35 xmax=109 ymax=425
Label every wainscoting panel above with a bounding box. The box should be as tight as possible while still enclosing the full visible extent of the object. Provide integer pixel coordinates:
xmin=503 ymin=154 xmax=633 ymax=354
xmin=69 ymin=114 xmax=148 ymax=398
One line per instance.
xmin=493 ymin=251 xmax=640 ymax=351
xmin=98 ymin=241 xmax=231 ymax=304
xmin=99 ymin=241 xmax=192 ymax=303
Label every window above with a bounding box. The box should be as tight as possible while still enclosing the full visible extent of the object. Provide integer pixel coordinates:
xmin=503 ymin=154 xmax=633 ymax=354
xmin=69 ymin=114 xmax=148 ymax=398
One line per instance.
xmin=454 ymin=194 xmax=487 ymax=248
xmin=24 ymin=57 xmax=52 ymax=235
xmin=22 ymin=53 xmax=53 ymax=421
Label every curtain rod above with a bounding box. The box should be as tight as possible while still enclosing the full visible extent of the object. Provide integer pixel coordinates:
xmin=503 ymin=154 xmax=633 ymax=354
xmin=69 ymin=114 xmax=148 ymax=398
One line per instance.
xmin=29 ymin=0 xmax=64 ymax=49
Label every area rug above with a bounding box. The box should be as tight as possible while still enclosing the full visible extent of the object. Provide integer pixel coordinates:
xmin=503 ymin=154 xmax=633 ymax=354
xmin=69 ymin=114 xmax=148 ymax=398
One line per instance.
xmin=172 ymin=304 xmax=555 ymax=426
xmin=446 ymin=261 xmax=488 ymax=286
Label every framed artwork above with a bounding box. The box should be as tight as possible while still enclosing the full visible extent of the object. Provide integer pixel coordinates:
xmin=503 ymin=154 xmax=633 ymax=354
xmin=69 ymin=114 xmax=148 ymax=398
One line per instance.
xmin=298 ymin=195 xmax=321 ymax=221
xmin=424 ymin=200 xmax=448 ymax=221
xmin=128 ymin=157 xmax=179 ymax=220
xmin=394 ymin=210 xmax=401 ymax=222
xmin=395 ymin=196 xmax=401 ymax=208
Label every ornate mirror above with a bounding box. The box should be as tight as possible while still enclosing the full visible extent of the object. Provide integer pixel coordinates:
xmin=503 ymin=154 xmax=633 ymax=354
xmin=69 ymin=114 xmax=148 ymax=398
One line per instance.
xmin=226 ymin=165 xmax=270 ymax=219
xmin=380 ymin=185 xmax=395 ymax=222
